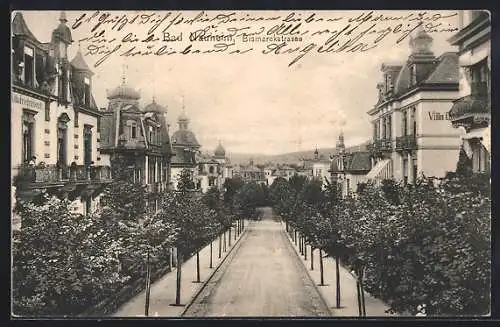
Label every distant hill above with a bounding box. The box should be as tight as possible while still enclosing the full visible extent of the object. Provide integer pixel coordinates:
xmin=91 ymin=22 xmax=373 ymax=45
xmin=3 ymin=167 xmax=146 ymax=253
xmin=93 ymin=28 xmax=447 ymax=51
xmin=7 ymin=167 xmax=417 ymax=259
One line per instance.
xmin=227 ymin=142 xmax=369 ymax=166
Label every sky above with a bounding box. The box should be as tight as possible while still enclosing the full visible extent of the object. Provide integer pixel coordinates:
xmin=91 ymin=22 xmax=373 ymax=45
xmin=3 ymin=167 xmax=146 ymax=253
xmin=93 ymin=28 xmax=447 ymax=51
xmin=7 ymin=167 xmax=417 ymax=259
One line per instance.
xmin=16 ymin=10 xmax=459 ymax=155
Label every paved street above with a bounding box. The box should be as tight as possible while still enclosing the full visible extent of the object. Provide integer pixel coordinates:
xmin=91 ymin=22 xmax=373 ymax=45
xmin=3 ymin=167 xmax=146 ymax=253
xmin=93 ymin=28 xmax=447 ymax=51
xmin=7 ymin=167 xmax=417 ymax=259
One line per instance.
xmin=183 ymin=207 xmax=331 ymax=317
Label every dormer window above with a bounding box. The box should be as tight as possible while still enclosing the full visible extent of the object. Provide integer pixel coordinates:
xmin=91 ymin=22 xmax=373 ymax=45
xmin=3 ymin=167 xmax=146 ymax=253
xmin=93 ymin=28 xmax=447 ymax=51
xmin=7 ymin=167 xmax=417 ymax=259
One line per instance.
xmin=131 ymin=123 xmax=137 ymax=139
xmin=83 ymin=76 xmax=91 ymax=106
xmin=23 ymin=46 xmax=35 ymax=87
xmin=410 ymin=65 xmax=417 ymax=85
xmin=59 ymin=42 xmax=67 ymax=59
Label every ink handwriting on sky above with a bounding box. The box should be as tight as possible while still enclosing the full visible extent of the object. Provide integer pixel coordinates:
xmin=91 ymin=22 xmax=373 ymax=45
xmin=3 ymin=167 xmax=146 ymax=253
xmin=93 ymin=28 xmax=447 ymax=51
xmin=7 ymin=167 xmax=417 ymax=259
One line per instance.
xmin=71 ymin=10 xmax=459 ymax=68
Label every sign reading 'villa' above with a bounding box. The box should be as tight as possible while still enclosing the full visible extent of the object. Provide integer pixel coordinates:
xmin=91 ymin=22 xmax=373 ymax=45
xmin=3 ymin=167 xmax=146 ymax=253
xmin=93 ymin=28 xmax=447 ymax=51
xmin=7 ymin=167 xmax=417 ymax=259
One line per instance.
xmin=428 ymin=111 xmax=451 ymax=121
xmin=12 ymin=93 xmax=44 ymax=110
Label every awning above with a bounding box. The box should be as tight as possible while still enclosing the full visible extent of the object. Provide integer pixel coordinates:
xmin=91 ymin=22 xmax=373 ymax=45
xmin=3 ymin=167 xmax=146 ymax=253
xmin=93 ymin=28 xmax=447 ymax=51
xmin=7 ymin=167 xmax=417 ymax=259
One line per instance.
xmin=365 ymin=159 xmax=391 ymax=180
xmin=449 ymin=95 xmax=489 ymax=119
xmin=462 ymin=127 xmax=488 ymax=140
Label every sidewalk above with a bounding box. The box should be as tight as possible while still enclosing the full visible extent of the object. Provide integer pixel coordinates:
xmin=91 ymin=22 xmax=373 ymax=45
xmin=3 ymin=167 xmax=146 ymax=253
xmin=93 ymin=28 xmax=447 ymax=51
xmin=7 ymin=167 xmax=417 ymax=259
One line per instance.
xmin=112 ymin=221 xmax=248 ymax=317
xmin=284 ymin=224 xmax=396 ymax=317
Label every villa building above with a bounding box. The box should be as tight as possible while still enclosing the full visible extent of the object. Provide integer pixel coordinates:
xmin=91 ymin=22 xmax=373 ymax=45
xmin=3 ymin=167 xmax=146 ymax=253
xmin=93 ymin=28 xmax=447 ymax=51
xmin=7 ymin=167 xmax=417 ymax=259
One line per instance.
xmin=365 ymin=27 xmax=461 ymax=185
xmin=448 ymin=10 xmax=491 ymax=174
xmin=11 ymin=12 xmax=113 ymax=230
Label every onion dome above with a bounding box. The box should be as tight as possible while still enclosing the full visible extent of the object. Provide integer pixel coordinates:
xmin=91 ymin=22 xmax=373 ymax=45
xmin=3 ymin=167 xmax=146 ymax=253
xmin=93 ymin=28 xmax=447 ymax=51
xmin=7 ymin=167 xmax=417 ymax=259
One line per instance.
xmin=107 ymin=82 xmax=140 ymax=100
xmin=214 ymin=141 xmax=226 ymax=157
xmin=171 ymin=130 xmax=200 ymax=147
xmin=171 ymin=111 xmax=200 ymax=147
xmin=144 ymin=97 xmax=167 ymax=113
xmin=410 ymin=27 xmax=433 ymax=55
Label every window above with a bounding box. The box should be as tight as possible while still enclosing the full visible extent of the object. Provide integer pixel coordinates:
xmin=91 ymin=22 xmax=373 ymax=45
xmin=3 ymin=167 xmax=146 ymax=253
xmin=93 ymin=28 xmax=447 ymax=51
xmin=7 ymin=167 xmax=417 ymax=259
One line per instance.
xmin=209 ymin=166 xmax=215 ymax=174
xmin=412 ymin=158 xmax=418 ymax=182
xmin=387 ymin=115 xmax=392 ymax=139
xmin=411 ymin=107 xmax=417 ymax=136
xmin=410 ymin=65 xmax=417 ymax=85
xmin=85 ymin=197 xmax=92 ymax=216
xmin=24 ymin=46 xmax=35 ymax=87
xmin=84 ymin=76 xmax=91 ymax=106
xmin=403 ymin=158 xmax=408 ymax=185
xmin=83 ymin=125 xmax=92 ymax=166
xmin=131 ymin=124 xmax=137 ymax=138
xmin=402 ymin=110 xmax=408 ymax=136
xmin=22 ymin=111 xmax=36 ymax=163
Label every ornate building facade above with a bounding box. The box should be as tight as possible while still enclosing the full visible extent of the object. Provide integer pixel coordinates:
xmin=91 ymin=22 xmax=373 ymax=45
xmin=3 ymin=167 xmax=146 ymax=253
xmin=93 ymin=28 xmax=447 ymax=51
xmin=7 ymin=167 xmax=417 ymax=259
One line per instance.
xmin=365 ymin=28 xmax=461 ymax=185
xmin=170 ymin=112 xmax=200 ymax=190
xmin=448 ymin=10 xmax=491 ymax=174
xmin=99 ymin=79 xmax=173 ymax=211
xmin=197 ymin=141 xmax=229 ymax=193
xmin=11 ymin=12 xmax=112 ymax=230
xmin=329 ymin=132 xmax=371 ymax=197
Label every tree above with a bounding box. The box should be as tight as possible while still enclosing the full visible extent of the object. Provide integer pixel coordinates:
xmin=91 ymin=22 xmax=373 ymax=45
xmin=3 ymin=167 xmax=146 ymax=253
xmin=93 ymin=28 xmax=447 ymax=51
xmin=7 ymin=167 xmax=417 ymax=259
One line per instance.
xmin=223 ymin=176 xmax=244 ymax=204
xmin=159 ymin=169 xmax=213 ymax=305
xmin=12 ymin=194 xmax=127 ymax=316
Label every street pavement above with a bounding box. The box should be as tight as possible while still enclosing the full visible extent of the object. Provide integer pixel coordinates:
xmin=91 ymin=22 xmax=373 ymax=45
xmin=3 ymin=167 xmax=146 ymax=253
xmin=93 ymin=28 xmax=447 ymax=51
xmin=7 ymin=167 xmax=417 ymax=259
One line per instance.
xmin=183 ymin=207 xmax=331 ymax=317
xmin=111 ymin=223 xmax=246 ymax=317
xmin=287 ymin=224 xmax=397 ymax=317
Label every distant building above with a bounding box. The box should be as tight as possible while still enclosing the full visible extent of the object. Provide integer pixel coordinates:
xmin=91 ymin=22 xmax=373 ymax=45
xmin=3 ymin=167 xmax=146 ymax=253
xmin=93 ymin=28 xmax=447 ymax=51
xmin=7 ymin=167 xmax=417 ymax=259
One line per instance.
xmin=263 ymin=164 xmax=297 ymax=186
xmin=234 ymin=159 xmax=266 ymax=185
xmin=311 ymin=148 xmax=331 ymax=188
xmin=448 ymin=10 xmax=491 ymax=174
xmin=365 ymin=27 xmax=461 ymax=186
xmin=170 ymin=111 xmax=200 ymax=190
xmin=197 ymin=141 xmax=230 ymax=193
xmin=330 ymin=133 xmax=371 ymax=197
xmin=11 ymin=12 xmax=113 ymax=229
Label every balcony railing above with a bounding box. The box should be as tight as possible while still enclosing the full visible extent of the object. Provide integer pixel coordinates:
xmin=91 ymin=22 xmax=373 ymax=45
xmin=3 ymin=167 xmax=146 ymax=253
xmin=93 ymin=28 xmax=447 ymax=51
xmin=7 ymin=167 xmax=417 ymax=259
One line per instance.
xmin=369 ymin=139 xmax=392 ymax=153
xmin=395 ymin=135 xmax=417 ymax=151
xmin=449 ymin=82 xmax=490 ymax=128
xmin=15 ymin=164 xmax=113 ymax=187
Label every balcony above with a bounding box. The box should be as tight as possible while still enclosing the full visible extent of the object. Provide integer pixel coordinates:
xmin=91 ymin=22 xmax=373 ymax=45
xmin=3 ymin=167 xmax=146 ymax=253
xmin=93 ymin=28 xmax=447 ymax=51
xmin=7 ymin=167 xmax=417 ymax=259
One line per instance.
xmin=15 ymin=164 xmax=113 ymax=189
xmin=395 ymin=135 xmax=417 ymax=151
xmin=118 ymin=135 xmax=147 ymax=149
xmin=449 ymin=82 xmax=490 ymax=131
xmin=368 ymin=139 xmax=392 ymax=155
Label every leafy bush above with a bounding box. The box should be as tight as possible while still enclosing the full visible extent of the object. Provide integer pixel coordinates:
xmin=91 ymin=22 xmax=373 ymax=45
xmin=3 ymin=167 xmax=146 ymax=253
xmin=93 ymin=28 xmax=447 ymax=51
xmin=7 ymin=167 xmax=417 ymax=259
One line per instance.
xmin=271 ymin=174 xmax=490 ymax=316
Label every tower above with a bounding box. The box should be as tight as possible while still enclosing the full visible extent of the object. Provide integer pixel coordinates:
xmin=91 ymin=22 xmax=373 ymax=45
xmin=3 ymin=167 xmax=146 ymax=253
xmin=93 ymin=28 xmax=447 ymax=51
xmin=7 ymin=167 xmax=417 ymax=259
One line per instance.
xmin=336 ymin=130 xmax=345 ymax=154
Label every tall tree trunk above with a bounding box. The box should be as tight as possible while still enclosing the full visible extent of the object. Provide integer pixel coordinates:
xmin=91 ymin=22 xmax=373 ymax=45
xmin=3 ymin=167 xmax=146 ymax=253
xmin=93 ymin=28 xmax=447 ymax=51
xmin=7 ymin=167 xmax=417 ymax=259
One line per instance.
xmin=196 ymin=251 xmax=201 ymax=283
xmin=356 ymin=279 xmax=362 ymax=317
xmin=285 ymin=220 xmax=289 ymax=232
xmin=319 ymin=249 xmax=324 ymax=286
xmin=229 ymin=227 xmax=232 ymax=247
xmin=304 ymin=240 xmax=307 ymax=260
xmin=144 ymin=249 xmax=151 ymax=316
xmin=360 ymin=270 xmax=366 ymax=316
xmin=218 ymin=234 xmax=222 ymax=259
xmin=310 ymin=247 xmax=314 ymax=270
xmin=175 ymin=250 xmax=182 ymax=305
xmin=209 ymin=241 xmax=213 ymax=268
xmin=223 ymin=230 xmax=227 ymax=252
xmin=335 ymin=255 xmax=341 ymax=308
xmin=234 ymin=224 xmax=237 ymax=240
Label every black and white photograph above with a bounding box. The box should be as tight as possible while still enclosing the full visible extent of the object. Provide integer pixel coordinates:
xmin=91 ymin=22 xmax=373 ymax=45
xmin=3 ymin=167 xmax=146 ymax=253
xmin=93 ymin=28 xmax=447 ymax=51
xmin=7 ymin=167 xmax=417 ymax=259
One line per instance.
xmin=10 ymin=9 xmax=491 ymax=318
